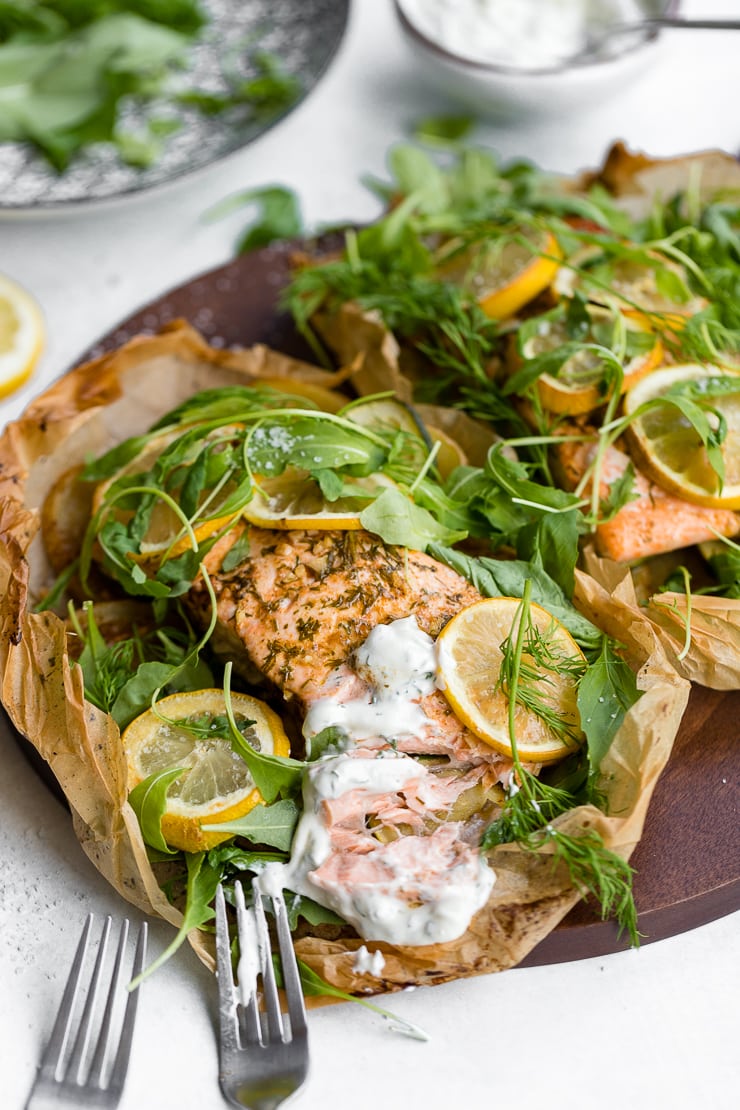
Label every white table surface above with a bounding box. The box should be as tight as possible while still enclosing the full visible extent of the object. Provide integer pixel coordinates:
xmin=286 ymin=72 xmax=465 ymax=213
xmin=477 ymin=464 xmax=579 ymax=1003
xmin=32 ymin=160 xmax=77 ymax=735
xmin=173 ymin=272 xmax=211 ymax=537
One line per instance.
xmin=2 ymin=2 xmax=740 ymax=1108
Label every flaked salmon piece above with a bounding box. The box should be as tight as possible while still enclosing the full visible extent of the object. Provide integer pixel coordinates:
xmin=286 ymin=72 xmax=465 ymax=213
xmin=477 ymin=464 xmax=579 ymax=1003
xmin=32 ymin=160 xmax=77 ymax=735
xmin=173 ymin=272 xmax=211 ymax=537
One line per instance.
xmin=554 ymin=436 xmax=740 ymax=563
xmin=312 ymin=820 xmax=486 ymax=907
xmin=279 ymin=748 xmax=496 ymax=942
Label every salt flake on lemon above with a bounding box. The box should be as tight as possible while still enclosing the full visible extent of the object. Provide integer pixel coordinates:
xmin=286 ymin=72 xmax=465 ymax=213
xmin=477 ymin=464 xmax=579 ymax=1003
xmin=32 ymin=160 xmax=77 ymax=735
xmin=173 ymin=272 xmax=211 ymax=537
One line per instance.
xmin=437 ymin=598 xmax=586 ymax=765
xmin=0 ymin=273 xmax=45 ymax=399
xmin=122 ymin=689 xmax=291 ymax=853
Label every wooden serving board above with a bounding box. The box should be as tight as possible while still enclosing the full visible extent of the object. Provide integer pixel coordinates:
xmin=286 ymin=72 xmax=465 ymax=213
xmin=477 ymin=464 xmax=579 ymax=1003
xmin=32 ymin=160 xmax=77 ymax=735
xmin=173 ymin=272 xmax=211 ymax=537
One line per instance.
xmin=43 ymin=242 xmax=739 ymax=963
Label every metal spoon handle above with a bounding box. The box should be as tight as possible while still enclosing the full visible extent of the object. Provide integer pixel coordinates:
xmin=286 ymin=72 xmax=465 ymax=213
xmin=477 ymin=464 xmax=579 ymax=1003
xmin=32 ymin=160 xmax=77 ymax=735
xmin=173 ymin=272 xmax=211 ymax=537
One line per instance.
xmin=644 ymin=17 xmax=740 ymax=31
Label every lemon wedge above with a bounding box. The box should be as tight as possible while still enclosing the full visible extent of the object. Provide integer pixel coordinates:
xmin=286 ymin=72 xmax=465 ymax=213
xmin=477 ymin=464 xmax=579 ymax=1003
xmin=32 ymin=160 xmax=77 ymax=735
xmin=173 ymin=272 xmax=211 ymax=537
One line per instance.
xmin=623 ymin=363 xmax=740 ymax=509
xmin=437 ymin=598 xmax=585 ymax=764
xmin=122 ymin=689 xmax=291 ymax=853
xmin=0 ymin=273 xmax=45 ymax=399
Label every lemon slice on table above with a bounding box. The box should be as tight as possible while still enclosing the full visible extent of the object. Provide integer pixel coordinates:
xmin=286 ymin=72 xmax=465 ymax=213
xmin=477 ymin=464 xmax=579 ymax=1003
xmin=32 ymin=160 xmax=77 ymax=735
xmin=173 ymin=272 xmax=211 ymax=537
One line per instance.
xmin=93 ymin=425 xmax=245 ymax=561
xmin=437 ymin=227 xmax=561 ymax=321
xmin=623 ymin=364 xmax=740 ymax=509
xmin=243 ymin=467 xmax=397 ymax=529
xmin=513 ymin=304 xmax=664 ymax=415
xmin=437 ymin=598 xmax=586 ymax=765
xmin=123 ymin=689 xmax=291 ymax=853
xmin=0 ymin=273 xmax=45 ymax=399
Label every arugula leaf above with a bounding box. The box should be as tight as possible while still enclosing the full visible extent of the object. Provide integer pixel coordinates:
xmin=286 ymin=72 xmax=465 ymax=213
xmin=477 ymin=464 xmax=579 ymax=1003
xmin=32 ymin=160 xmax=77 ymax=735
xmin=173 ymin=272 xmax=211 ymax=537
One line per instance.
xmin=306 ymin=725 xmax=347 ymax=761
xmin=128 ymin=766 xmax=183 ymax=854
xmin=427 ymin=543 xmax=602 ymax=651
xmin=413 ymin=114 xmax=475 ymax=148
xmin=223 ymin=665 xmax=305 ymax=802
xmin=111 ymin=653 xmax=213 ymax=728
xmin=359 ymin=486 xmax=467 ymax=551
xmin=515 ymin=509 xmax=581 ymax=601
xmin=296 ymin=961 xmax=429 ymax=1040
xmin=206 ymin=185 xmax=303 ymax=253
xmin=201 ymin=799 xmax=300 ymax=851
xmin=577 ymin=635 xmax=641 ymax=772
xmin=0 ymin=13 xmax=190 ymax=169
xmin=283 ymin=892 xmax=344 ymax=929
xmin=129 ymin=850 xmax=220 ymax=987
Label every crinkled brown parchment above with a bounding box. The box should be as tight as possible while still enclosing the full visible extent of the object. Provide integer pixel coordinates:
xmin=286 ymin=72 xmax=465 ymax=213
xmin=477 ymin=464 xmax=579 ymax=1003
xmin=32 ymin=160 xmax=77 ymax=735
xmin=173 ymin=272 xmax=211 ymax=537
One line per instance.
xmin=0 ymin=319 xmax=688 ymax=996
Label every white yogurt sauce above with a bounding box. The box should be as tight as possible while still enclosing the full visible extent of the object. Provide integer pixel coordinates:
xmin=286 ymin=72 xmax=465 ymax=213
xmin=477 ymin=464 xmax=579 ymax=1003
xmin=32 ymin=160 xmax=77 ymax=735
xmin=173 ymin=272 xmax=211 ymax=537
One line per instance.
xmin=353 ymin=944 xmax=387 ymax=977
xmin=399 ymin=0 xmax=644 ymax=68
xmin=302 ymin=615 xmax=438 ymax=744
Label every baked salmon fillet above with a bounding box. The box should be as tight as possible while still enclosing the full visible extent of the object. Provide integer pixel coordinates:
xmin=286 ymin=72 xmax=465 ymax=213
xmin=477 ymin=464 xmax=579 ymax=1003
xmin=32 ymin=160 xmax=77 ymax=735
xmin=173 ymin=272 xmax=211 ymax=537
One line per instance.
xmin=189 ymin=524 xmax=503 ymax=765
xmin=553 ymin=435 xmax=740 ymax=563
xmin=187 ymin=524 xmax=512 ymax=941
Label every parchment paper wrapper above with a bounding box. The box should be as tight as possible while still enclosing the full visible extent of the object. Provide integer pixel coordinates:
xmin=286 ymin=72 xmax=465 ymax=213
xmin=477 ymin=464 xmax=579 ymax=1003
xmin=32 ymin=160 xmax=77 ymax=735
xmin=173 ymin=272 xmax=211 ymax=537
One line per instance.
xmin=0 ymin=322 xmax=688 ymax=997
xmin=582 ymin=545 xmax=740 ymax=690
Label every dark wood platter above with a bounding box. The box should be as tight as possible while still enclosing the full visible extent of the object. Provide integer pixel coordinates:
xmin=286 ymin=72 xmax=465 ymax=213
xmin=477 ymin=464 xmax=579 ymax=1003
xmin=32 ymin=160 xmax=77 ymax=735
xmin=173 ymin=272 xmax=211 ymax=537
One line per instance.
xmin=35 ymin=241 xmax=740 ymax=965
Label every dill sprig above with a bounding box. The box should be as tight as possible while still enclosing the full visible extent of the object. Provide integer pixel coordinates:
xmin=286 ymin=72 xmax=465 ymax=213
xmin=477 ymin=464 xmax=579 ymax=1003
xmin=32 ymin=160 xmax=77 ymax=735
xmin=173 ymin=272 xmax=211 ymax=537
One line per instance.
xmin=496 ymin=615 xmax=586 ymax=745
xmin=483 ymin=579 xmax=640 ymax=944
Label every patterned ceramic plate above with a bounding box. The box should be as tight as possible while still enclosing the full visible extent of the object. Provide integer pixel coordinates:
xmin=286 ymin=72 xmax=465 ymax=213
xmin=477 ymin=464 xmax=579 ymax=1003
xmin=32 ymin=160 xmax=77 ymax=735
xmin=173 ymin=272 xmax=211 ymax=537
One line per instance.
xmin=0 ymin=0 xmax=349 ymax=211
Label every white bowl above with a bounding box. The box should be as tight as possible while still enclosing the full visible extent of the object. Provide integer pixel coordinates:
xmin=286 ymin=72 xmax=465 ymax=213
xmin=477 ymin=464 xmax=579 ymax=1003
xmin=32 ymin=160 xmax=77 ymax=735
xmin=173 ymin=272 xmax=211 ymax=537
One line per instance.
xmin=392 ymin=0 xmax=680 ymax=120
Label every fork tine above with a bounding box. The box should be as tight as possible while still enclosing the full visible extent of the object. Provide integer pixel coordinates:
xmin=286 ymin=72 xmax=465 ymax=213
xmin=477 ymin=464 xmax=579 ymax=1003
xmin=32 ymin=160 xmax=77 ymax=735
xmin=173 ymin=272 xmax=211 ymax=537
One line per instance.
xmin=233 ymin=881 xmax=261 ymax=1046
xmin=36 ymin=913 xmax=94 ymax=1082
xmin=251 ymin=881 xmax=283 ymax=1044
xmin=86 ymin=919 xmax=128 ymax=1087
xmin=65 ymin=916 xmax=113 ymax=1083
xmin=106 ymin=921 xmax=148 ymax=1098
xmin=215 ymin=883 xmax=241 ymax=1058
xmin=271 ymin=891 xmax=307 ymax=1039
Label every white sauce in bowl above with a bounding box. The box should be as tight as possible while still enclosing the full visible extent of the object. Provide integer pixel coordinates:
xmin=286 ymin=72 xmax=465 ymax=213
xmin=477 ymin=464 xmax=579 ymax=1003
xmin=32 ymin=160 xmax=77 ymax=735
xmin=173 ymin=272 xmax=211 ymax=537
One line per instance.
xmin=398 ymin=0 xmax=646 ymax=68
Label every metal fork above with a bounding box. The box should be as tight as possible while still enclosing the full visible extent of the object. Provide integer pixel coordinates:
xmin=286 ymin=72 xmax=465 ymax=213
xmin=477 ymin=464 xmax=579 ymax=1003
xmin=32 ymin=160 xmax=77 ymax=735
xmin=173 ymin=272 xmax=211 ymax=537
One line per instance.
xmin=215 ymin=881 xmax=309 ymax=1110
xmin=25 ymin=914 xmax=148 ymax=1109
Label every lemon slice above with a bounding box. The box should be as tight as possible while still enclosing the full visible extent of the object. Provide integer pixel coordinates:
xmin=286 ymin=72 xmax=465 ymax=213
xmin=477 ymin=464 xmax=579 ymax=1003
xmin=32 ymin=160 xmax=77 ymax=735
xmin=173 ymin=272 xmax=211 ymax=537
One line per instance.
xmin=623 ymin=363 xmax=740 ymax=509
xmin=553 ymin=248 xmax=706 ymax=325
xmin=513 ymin=304 xmax=664 ymax=415
xmin=94 ymin=425 xmax=245 ymax=561
xmin=123 ymin=689 xmax=291 ymax=852
xmin=0 ymin=273 xmax=45 ymax=399
xmin=243 ymin=467 xmax=397 ymax=529
xmin=437 ymin=227 xmax=561 ymax=320
xmin=437 ymin=598 xmax=585 ymax=764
